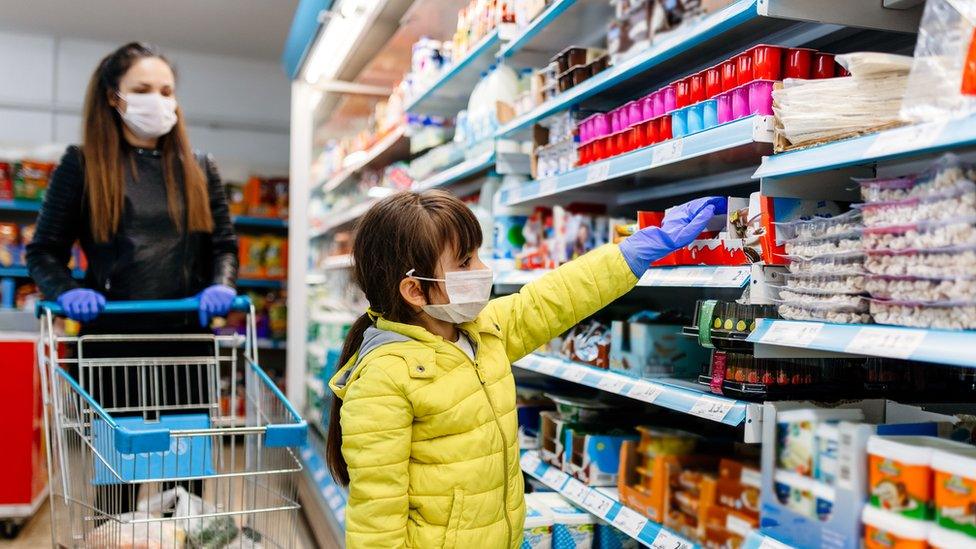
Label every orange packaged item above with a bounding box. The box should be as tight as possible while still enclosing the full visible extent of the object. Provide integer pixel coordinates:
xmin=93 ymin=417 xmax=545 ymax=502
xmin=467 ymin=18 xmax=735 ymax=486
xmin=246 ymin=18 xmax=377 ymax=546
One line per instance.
xmin=0 ymin=223 xmax=19 ymax=267
xmin=931 ymin=446 xmax=976 ymax=540
xmin=862 ymin=505 xmax=930 ymax=549
xmin=14 ymin=161 xmax=54 ymax=201
xmin=0 ymin=162 xmax=13 ymax=200
xmin=243 ymin=177 xmax=264 ymax=216
xmin=263 ymin=237 xmax=287 ymax=279
xmin=238 ymin=236 xmax=266 ymax=278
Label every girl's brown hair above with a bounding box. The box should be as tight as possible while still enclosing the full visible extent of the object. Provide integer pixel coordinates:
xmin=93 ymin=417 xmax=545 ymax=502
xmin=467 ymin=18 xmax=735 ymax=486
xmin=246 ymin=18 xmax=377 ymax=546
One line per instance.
xmin=326 ymin=190 xmax=482 ymax=485
xmin=82 ymin=42 xmax=213 ymax=242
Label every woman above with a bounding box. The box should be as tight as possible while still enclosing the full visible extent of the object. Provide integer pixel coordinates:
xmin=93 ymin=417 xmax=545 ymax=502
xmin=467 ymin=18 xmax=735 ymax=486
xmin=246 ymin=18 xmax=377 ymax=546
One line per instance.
xmin=27 ymin=41 xmax=238 ymax=329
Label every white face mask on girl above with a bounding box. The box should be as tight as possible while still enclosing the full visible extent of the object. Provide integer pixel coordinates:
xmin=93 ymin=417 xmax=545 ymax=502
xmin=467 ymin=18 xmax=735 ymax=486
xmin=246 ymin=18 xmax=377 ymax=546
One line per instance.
xmin=406 ymin=268 xmax=494 ymax=324
xmin=117 ymin=92 xmax=178 ymax=140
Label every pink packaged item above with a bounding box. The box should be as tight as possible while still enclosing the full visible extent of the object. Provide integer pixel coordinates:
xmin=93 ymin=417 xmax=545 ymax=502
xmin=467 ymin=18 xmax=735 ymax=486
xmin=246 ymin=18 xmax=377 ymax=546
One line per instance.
xmin=652 ymin=89 xmax=665 ymax=117
xmin=716 ymin=91 xmax=733 ymax=124
xmin=663 ymin=85 xmax=677 ymax=113
xmin=731 ymin=86 xmax=749 ymax=119
xmin=641 ymin=95 xmax=655 ymax=121
xmin=748 ymin=80 xmax=775 ymax=116
xmin=627 ymin=100 xmax=643 ymax=126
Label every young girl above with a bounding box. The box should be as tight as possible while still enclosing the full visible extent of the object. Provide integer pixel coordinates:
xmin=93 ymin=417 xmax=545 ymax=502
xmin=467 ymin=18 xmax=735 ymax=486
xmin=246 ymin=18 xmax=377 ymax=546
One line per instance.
xmin=327 ymin=190 xmax=723 ymax=549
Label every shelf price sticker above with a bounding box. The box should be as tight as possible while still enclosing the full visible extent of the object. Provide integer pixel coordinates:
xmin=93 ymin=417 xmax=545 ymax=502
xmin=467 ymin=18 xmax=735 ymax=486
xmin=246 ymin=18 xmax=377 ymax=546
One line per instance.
xmin=651 ymin=138 xmax=684 ymax=166
xmin=758 ymin=536 xmax=793 ymax=549
xmin=651 ymin=528 xmax=693 ymax=549
xmin=564 ymin=367 xmax=588 ymax=383
xmin=611 ymin=506 xmax=648 ymax=538
xmin=845 ymin=327 xmax=927 ymax=359
xmin=313 ymin=468 xmax=327 ymax=483
xmin=583 ymin=490 xmax=616 ymax=517
xmin=759 ymin=321 xmax=823 ymax=347
xmin=542 ymin=466 xmax=568 ymax=488
xmin=865 ymin=121 xmax=946 ymax=159
xmin=585 ymin=162 xmax=611 ymax=184
xmin=535 ymin=358 xmax=559 ymax=376
xmin=627 ymin=382 xmax=664 ymax=404
xmin=521 ymin=451 xmax=542 ymax=473
xmin=539 ymin=177 xmax=558 ymax=196
xmin=690 ymin=395 xmax=735 ymax=422
xmin=563 ymin=478 xmax=589 ymax=504
xmin=597 ymin=375 xmax=628 ymax=393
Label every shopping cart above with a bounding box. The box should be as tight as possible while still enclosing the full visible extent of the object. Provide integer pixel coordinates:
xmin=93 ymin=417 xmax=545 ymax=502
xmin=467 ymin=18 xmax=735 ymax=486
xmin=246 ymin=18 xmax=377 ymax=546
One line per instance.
xmin=37 ymin=297 xmax=307 ymax=548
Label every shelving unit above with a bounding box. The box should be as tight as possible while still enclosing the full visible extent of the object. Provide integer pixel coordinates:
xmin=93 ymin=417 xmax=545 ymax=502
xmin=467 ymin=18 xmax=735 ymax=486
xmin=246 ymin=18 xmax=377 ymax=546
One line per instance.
xmin=0 ymin=266 xmax=85 ymax=280
xmin=319 ymin=126 xmax=410 ymax=193
xmin=495 ymin=266 xmax=750 ymax=292
xmin=233 ymin=216 xmax=288 ymax=229
xmin=237 ymin=278 xmax=285 ymax=290
xmin=0 ymin=200 xmax=41 ymax=213
xmin=413 ymin=150 xmax=496 ymax=191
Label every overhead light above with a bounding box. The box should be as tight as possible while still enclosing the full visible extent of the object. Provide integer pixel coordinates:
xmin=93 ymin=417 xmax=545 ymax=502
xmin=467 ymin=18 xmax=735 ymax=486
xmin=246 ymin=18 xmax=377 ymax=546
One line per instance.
xmin=302 ymin=0 xmax=383 ymax=85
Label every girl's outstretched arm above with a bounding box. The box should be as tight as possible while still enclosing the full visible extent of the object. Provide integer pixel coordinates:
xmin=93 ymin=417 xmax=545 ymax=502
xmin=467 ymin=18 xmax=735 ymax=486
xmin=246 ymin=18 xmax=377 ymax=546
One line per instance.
xmin=341 ymin=358 xmax=413 ymax=549
xmin=483 ymin=197 xmax=724 ymax=363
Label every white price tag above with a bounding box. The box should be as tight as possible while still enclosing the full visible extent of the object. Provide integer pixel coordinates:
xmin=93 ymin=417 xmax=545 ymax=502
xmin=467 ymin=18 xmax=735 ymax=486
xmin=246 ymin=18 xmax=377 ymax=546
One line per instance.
xmin=759 ymin=321 xmax=823 ymax=347
xmin=689 ymin=395 xmax=735 ymax=422
xmin=627 ymin=382 xmax=664 ymax=404
xmin=725 ymin=513 xmax=753 ymax=537
xmin=539 ymin=177 xmax=558 ymax=195
xmin=327 ymin=494 xmax=343 ymax=510
xmin=596 ymin=375 xmax=627 ymax=393
xmin=563 ymin=478 xmax=589 ymax=503
xmin=710 ymin=267 xmax=750 ymax=287
xmin=323 ymin=484 xmax=338 ymax=499
xmin=585 ymin=162 xmax=611 ymax=184
xmin=334 ymin=506 xmax=346 ymax=524
xmin=508 ymin=187 xmax=522 ymax=204
xmin=313 ymin=468 xmax=327 ymax=482
xmin=535 ymin=358 xmax=559 ymax=376
xmin=301 ymin=448 xmax=313 ymax=460
xmin=845 ymin=327 xmax=926 ymax=359
xmin=521 ymin=451 xmax=542 ymax=473
xmin=651 ymin=528 xmax=693 ymax=549
xmin=611 ymin=506 xmax=648 ymax=538
xmin=758 ymin=536 xmax=792 ymax=549
xmin=583 ymin=491 xmax=616 ymax=517
xmin=651 ymin=139 xmax=684 ymax=166
xmin=563 ymin=367 xmax=588 ymax=383
xmin=542 ymin=467 xmax=568 ymax=487
xmin=865 ymin=122 xmax=946 ymax=159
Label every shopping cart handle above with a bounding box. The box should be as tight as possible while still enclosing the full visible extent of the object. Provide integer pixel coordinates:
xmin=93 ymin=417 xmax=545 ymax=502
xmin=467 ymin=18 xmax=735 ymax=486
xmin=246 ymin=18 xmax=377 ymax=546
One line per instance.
xmin=36 ymin=296 xmax=253 ymax=317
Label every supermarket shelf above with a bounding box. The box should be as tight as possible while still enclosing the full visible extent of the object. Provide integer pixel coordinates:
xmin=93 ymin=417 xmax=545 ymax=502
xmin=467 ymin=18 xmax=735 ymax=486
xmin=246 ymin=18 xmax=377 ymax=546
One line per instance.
xmin=321 ymin=254 xmax=354 ymax=270
xmin=497 ymin=0 xmax=611 ymax=64
xmin=520 ymin=452 xmax=697 ymax=548
xmin=232 ymin=216 xmax=288 ymax=229
xmin=755 ymin=116 xmax=976 ymax=181
xmin=319 ymin=126 xmax=409 ymax=193
xmin=299 ymin=443 xmax=347 ymax=541
xmin=310 ymin=199 xmax=377 ymax=238
xmin=495 ymin=0 xmax=920 ymax=139
xmin=495 ymin=266 xmax=750 ymax=291
xmin=412 ymin=150 xmax=495 ymax=191
xmin=256 ymin=338 xmax=286 ymax=350
xmin=498 ymin=115 xmax=773 ymax=207
xmin=403 ymin=29 xmax=501 ymax=117
xmin=741 ymin=530 xmax=793 ymax=549
xmin=237 ymin=278 xmax=285 ymax=289
xmin=0 ymin=266 xmax=84 ymax=279
xmin=513 ymin=353 xmax=757 ymax=430
xmin=747 ymin=319 xmax=976 ymax=368
xmin=0 ymin=199 xmax=41 ymax=213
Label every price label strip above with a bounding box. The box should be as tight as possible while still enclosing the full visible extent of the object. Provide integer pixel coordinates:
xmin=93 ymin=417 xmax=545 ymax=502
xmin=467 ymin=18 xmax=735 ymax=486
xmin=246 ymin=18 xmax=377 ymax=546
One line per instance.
xmin=539 ymin=177 xmax=558 ymax=196
xmin=690 ymin=395 xmax=735 ymax=422
xmin=542 ymin=467 xmax=568 ymax=488
xmin=759 ymin=321 xmax=823 ymax=347
xmin=563 ymin=367 xmax=588 ymax=383
xmin=583 ymin=490 xmax=616 ymax=517
xmin=585 ymin=162 xmax=611 ymax=184
xmin=596 ymin=375 xmax=628 ymax=393
xmin=611 ymin=506 xmax=648 ymax=538
xmin=845 ymin=327 xmax=927 ymax=360
xmin=627 ymin=382 xmax=664 ymax=404
xmin=651 ymin=138 xmax=684 ymax=166
xmin=535 ymin=358 xmax=559 ymax=376
xmin=563 ymin=478 xmax=589 ymax=504
xmin=521 ymin=451 xmax=542 ymax=473
xmin=650 ymin=528 xmax=694 ymax=549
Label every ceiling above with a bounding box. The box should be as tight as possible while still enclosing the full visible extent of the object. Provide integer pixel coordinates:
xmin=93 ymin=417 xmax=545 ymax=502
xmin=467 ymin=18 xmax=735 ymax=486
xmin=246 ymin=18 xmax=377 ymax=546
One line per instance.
xmin=0 ymin=0 xmax=300 ymax=60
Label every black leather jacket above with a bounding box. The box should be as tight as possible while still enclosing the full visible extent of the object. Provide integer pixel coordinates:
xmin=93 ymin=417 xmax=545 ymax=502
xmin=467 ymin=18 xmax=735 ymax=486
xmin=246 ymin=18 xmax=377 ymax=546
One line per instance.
xmin=27 ymin=145 xmax=238 ymax=327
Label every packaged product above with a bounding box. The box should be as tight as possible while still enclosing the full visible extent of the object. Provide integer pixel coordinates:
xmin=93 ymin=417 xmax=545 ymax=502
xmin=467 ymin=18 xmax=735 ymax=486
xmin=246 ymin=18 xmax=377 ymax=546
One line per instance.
xmin=862 ymin=218 xmax=976 ymax=252
xmin=930 ymin=524 xmax=976 ymax=549
xmin=774 ymin=470 xmax=816 ymax=517
xmin=263 ymin=237 xmax=287 ymax=279
xmin=865 ymin=275 xmax=976 ymax=302
xmin=595 ymin=522 xmax=639 ymax=549
xmin=238 ymin=236 xmax=266 ymax=278
xmin=609 ymin=311 xmax=707 ymax=379
xmin=522 ymin=493 xmax=554 ymax=549
xmin=861 ymin=505 xmax=930 ymax=549
xmin=814 ymin=423 xmax=840 ymax=486
xmin=777 ymin=302 xmax=871 ymax=324
xmin=13 ymin=160 xmax=54 ymax=200
xmin=869 ymin=300 xmax=976 ymax=330
xmin=774 ymin=209 xmax=863 ymax=242
xmin=776 ymin=408 xmax=864 ymax=476
xmin=784 ymin=235 xmax=863 ymax=260
xmin=566 ymin=431 xmax=637 ymax=486
xmin=931 ymin=445 xmax=976 ymax=540
xmin=86 ymin=511 xmax=186 ymax=548
xmin=0 ymin=162 xmax=12 ymax=200
xmin=866 ymin=436 xmax=976 ymax=520
xmin=787 ymin=253 xmax=864 ymax=275
xmin=562 ymin=320 xmax=611 ymax=369
xmin=857 ymin=156 xmax=976 ymax=203
xmin=760 ymin=196 xmax=850 ymax=265
xmin=782 ymin=273 xmax=866 ymax=295
xmin=857 ymin=180 xmax=976 ymax=227
xmin=0 ymin=223 xmax=19 ymax=267
xmin=865 ymin=247 xmax=976 ymax=278
xmin=532 ymin=493 xmax=595 ymax=549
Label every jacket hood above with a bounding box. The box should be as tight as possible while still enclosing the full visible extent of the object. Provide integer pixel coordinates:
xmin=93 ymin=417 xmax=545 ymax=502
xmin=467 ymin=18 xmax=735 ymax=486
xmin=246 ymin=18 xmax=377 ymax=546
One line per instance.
xmin=329 ymin=325 xmax=411 ymax=399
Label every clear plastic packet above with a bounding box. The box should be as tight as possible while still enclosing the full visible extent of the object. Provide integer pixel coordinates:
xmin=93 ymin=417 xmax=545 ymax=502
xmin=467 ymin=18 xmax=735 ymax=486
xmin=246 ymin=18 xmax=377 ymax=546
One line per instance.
xmin=774 ymin=210 xmax=863 ymax=242
xmin=781 ymin=273 xmax=866 ymax=295
xmin=862 ymin=217 xmax=976 ymax=251
xmin=856 ymin=154 xmax=976 ymax=202
xmin=865 ymin=274 xmax=976 ymax=302
xmin=855 ymin=180 xmax=976 ymax=226
xmin=786 ymin=253 xmax=865 ymax=275
xmin=86 ymin=512 xmax=186 ymax=548
xmin=785 ymin=236 xmax=863 ymax=259
xmin=869 ymin=300 xmax=976 ymax=330
xmin=777 ymin=303 xmax=872 ymax=324
xmin=778 ymin=291 xmax=868 ymax=311
xmin=864 ymin=246 xmax=976 ymax=277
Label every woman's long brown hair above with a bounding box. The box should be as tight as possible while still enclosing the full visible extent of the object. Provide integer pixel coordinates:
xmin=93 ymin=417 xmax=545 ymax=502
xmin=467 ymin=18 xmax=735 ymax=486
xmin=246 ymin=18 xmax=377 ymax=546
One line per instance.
xmin=82 ymin=42 xmax=212 ymax=242
xmin=325 ymin=190 xmax=482 ymax=485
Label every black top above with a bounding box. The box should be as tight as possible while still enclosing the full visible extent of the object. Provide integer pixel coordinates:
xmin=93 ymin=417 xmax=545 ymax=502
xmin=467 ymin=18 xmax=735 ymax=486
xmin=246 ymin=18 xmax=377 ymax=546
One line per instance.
xmin=26 ymin=145 xmax=238 ymax=330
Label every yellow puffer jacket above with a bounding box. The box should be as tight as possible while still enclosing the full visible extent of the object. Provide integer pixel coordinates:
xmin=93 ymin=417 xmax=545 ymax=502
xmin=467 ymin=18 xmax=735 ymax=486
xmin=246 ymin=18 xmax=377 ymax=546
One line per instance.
xmin=329 ymin=244 xmax=638 ymax=549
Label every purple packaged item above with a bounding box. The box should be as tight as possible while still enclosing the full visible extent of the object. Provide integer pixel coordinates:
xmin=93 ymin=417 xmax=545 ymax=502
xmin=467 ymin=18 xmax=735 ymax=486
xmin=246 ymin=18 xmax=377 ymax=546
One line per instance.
xmin=663 ymin=85 xmax=677 ymax=113
xmin=641 ymin=95 xmax=655 ymax=121
xmin=651 ymin=90 xmax=665 ymax=117
xmin=618 ymin=105 xmax=631 ymax=128
xmin=716 ymin=91 xmax=732 ymax=124
xmin=731 ymin=86 xmax=749 ymax=120
xmin=627 ymin=100 xmax=643 ymax=126
xmin=579 ymin=117 xmax=592 ymax=143
xmin=748 ymin=80 xmax=775 ymax=116
xmin=594 ymin=113 xmax=609 ymax=138
xmin=610 ymin=109 xmax=621 ymax=133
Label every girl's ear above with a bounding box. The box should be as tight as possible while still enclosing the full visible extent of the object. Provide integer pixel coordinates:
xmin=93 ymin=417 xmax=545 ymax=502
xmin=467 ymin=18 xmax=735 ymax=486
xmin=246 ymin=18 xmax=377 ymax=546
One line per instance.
xmin=399 ymin=277 xmax=427 ymax=310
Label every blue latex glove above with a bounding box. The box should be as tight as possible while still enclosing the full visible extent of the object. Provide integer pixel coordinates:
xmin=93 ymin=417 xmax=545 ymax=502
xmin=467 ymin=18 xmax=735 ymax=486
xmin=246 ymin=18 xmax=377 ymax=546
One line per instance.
xmin=198 ymin=284 xmax=237 ymax=327
xmin=619 ymin=196 xmax=726 ymax=277
xmin=56 ymin=288 xmax=106 ymax=322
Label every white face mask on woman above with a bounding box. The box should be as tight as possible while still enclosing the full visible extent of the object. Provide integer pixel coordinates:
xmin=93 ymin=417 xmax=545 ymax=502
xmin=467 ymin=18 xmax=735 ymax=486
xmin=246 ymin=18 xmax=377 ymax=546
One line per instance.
xmin=406 ymin=268 xmax=494 ymax=324
xmin=117 ymin=92 xmax=178 ymax=140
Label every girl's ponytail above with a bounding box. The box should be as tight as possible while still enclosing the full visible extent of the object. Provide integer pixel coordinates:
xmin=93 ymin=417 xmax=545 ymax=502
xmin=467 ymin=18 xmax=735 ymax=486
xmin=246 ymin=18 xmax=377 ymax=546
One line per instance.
xmin=325 ymin=312 xmax=372 ymax=486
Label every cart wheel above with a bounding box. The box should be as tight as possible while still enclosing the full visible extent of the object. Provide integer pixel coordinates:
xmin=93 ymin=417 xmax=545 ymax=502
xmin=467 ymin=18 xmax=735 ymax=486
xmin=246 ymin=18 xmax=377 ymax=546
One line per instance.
xmin=0 ymin=520 xmax=22 ymax=539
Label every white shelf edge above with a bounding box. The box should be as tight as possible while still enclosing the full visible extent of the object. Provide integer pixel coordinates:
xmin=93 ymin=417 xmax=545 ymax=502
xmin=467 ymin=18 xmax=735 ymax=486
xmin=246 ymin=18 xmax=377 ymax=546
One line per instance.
xmin=319 ymin=126 xmax=407 ymax=193
xmin=495 ymin=266 xmax=750 ymax=289
xmin=413 ymin=150 xmax=495 ymax=191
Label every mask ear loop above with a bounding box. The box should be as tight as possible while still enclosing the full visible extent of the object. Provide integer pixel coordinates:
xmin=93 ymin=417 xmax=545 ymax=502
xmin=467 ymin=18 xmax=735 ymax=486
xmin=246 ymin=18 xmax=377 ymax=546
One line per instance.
xmin=405 ymin=269 xmax=445 ymax=283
